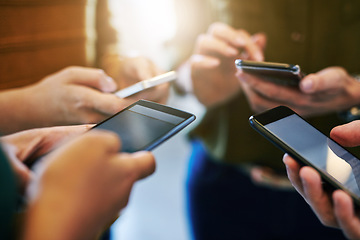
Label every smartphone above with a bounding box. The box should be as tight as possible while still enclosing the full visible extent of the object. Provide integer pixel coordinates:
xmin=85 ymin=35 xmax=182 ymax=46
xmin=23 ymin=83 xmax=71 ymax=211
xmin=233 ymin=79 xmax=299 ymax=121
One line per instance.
xmin=249 ymin=105 xmax=360 ymax=206
xmin=235 ymin=59 xmax=305 ymax=86
xmin=90 ymin=99 xmax=195 ymax=153
xmin=115 ymin=71 xmax=177 ymax=98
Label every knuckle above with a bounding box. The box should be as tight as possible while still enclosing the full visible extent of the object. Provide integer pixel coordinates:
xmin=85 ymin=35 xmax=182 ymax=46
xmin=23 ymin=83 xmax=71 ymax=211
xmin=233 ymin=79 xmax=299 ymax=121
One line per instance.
xmin=92 ymin=70 xmax=106 ymax=84
xmin=196 ymin=34 xmax=208 ymax=46
xmin=237 ymin=29 xmax=250 ymax=37
xmin=62 ymin=66 xmax=78 ymax=76
xmin=208 ymin=22 xmax=224 ymax=34
xmin=319 ymin=218 xmax=333 ymax=227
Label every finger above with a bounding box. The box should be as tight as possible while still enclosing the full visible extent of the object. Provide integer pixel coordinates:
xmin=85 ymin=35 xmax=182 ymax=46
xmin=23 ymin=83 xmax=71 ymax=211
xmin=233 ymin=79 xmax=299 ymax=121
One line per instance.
xmin=238 ymin=71 xmax=302 ymax=104
xmin=330 ymin=121 xmax=360 ymax=147
xmin=300 ymin=166 xmax=337 ymax=226
xmin=238 ymin=75 xmax=290 ymax=113
xmin=236 ymin=29 xmax=264 ymax=61
xmin=208 ymin=23 xmax=264 ymax=61
xmin=129 ymin=81 xmax=170 ymax=104
xmin=46 ymin=125 xmax=93 ymax=139
xmin=208 ymin=22 xmax=246 ymax=47
xmin=27 ymin=125 xmax=95 ymax=160
xmin=252 ymin=32 xmax=267 ymax=51
xmin=130 ymin=59 xmax=160 ymax=81
xmin=116 ymin=151 xmax=156 ymax=180
xmin=13 ymin=161 xmax=33 ymax=192
xmin=333 ymin=190 xmax=360 ymax=239
xmin=283 ymin=154 xmax=304 ymax=194
xmin=190 ymin=54 xmax=221 ymax=70
xmin=195 ymin=34 xmax=239 ymax=57
xmin=300 ymin=68 xmax=345 ymax=94
xmin=60 ymin=66 xmax=117 ymax=93
xmin=75 ymin=130 xmax=122 ymax=157
xmin=75 ymin=88 xmax=125 ymax=116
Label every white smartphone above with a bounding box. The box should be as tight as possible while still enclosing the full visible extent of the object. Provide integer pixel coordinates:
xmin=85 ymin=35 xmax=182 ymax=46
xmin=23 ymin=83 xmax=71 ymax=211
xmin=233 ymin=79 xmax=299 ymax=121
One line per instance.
xmin=249 ymin=106 xmax=360 ymax=206
xmin=115 ymin=71 xmax=177 ymax=98
xmin=91 ymin=99 xmax=195 ymax=153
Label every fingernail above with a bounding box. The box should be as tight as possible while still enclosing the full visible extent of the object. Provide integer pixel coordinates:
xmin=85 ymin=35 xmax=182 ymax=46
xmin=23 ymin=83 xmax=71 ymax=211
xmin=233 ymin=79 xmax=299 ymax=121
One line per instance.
xmin=300 ymin=78 xmax=313 ymax=93
xmin=282 ymin=154 xmax=289 ymax=164
xmin=103 ymin=76 xmax=117 ymax=92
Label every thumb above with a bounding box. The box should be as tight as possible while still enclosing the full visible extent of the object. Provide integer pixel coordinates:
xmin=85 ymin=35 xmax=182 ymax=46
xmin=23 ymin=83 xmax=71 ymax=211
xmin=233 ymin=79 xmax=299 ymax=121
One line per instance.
xmin=63 ymin=67 xmax=117 ymax=93
xmin=84 ymin=90 xmax=125 ymax=115
xmin=330 ymin=120 xmax=360 ymax=147
xmin=120 ymin=151 xmax=156 ymax=180
xmin=300 ymin=67 xmax=345 ymax=94
xmin=252 ymin=32 xmax=267 ymax=51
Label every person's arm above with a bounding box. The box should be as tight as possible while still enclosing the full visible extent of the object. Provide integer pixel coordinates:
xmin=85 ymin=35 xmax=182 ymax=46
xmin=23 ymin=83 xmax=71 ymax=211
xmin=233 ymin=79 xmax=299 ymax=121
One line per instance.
xmin=284 ymin=120 xmax=360 ymax=240
xmin=0 ymin=66 xmax=125 ymax=134
xmin=23 ymin=130 xmax=155 ymax=240
xmin=237 ymin=66 xmax=360 ymax=117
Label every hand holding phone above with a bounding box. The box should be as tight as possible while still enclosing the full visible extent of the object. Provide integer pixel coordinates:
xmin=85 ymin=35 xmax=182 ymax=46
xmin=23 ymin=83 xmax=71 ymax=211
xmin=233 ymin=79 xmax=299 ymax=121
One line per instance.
xmin=91 ymin=100 xmax=195 ymax=153
xmin=115 ymin=71 xmax=177 ymax=98
xmin=249 ymin=106 xmax=360 ymax=207
xmin=235 ymin=59 xmax=305 ymax=86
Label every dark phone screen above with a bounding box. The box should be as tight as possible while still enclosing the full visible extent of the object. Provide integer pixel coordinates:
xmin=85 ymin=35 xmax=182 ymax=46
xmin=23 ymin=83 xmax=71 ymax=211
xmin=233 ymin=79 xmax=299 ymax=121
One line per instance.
xmin=263 ymin=114 xmax=360 ymax=198
xmin=94 ymin=104 xmax=186 ymax=152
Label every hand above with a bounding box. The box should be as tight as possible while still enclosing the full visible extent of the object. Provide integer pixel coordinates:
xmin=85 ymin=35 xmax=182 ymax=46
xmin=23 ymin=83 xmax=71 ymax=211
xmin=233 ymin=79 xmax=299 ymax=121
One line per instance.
xmin=24 ymin=130 xmax=156 ymax=240
xmin=1 ymin=125 xmax=91 ymax=192
xmin=283 ymin=120 xmax=360 ymax=239
xmin=188 ymin=22 xmax=266 ymax=107
xmin=0 ymin=66 xmax=127 ymax=134
xmin=103 ymin=56 xmax=170 ymax=104
xmin=237 ymin=66 xmax=360 ymax=117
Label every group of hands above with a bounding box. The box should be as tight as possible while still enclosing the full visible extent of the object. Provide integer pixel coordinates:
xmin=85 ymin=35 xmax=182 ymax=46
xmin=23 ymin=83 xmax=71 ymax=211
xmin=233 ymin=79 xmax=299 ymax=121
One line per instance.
xmin=4 ymin=57 xmax=168 ymax=239
xmin=5 ymin=21 xmax=360 ymax=239
xmin=188 ymin=22 xmax=360 ymax=239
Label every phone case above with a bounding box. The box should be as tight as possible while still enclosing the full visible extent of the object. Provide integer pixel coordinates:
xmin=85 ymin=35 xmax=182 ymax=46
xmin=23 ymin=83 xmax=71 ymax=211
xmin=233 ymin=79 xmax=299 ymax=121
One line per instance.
xmin=249 ymin=106 xmax=360 ymax=207
xmin=235 ymin=59 xmax=304 ymax=86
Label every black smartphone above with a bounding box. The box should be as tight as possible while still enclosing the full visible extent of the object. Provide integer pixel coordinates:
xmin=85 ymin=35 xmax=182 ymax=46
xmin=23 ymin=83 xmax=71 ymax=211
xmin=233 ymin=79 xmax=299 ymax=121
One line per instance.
xmin=235 ymin=59 xmax=305 ymax=86
xmin=249 ymin=105 xmax=360 ymax=206
xmin=91 ymin=99 xmax=196 ymax=153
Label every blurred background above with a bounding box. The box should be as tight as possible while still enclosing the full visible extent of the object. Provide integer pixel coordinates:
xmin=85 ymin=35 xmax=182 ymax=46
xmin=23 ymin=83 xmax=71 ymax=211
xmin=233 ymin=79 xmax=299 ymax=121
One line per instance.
xmin=108 ymin=0 xmax=177 ymax=70
xmin=108 ymin=1 xmax=203 ymax=239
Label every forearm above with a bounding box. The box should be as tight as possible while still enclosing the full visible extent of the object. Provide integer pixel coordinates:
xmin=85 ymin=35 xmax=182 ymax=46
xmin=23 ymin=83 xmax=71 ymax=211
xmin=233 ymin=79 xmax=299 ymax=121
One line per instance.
xmin=0 ymin=85 xmax=48 ymax=134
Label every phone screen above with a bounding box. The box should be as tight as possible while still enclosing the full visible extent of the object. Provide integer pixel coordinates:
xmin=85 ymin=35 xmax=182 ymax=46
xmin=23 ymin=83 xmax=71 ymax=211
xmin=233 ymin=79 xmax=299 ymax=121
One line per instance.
xmin=92 ymin=100 xmax=195 ymax=153
xmin=260 ymin=112 xmax=360 ymax=199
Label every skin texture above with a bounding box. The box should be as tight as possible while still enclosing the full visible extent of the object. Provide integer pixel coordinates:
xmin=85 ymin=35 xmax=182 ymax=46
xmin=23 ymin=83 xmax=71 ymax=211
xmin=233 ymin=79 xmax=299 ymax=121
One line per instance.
xmin=237 ymin=66 xmax=360 ymax=117
xmin=284 ymin=120 xmax=360 ymax=239
xmin=0 ymin=57 xmax=169 ymax=135
xmin=2 ymin=127 xmax=155 ymax=240
xmin=187 ymin=22 xmax=266 ymax=107
xmin=1 ymin=125 xmax=92 ymax=192
xmin=186 ymin=22 xmax=360 ymax=187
